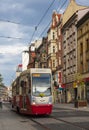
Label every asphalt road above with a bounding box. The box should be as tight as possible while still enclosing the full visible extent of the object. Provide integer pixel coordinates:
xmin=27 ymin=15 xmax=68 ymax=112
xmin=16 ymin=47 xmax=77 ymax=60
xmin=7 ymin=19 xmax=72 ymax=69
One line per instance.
xmin=0 ymin=102 xmax=89 ymax=130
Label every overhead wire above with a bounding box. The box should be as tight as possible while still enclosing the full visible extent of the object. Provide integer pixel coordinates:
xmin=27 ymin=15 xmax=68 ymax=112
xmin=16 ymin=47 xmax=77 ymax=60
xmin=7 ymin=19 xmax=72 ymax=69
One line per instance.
xmin=22 ymin=0 xmax=68 ymax=67
xmin=0 ymin=0 xmax=68 ymax=49
xmin=7 ymin=0 xmax=57 ymax=84
xmin=0 ymin=18 xmax=37 ymax=28
xmin=1 ymin=0 xmax=68 ymax=84
xmin=22 ymin=0 xmax=68 ymax=65
xmin=0 ymin=19 xmax=33 ymax=41
xmin=58 ymin=0 xmax=69 ymax=12
xmin=37 ymin=0 xmax=56 ymax=28
xmin=29 ymin=0 xmax=68 ymax=43
xmin=28 ymin=0 xmax=56 ymax=44
xmin=0 ymin=35 xmax=24 ymax=40
xmin=21 ymin=0 xmax=57 ymax=66
xmin=0 ymin=0 xmax=68 ymax=43
xmin=38 ymin=0 xmax=68 ymax=38
xmin=0 ymin=0 xmax=56 ymax=43
xmin=38 ymin=20 xmax=51 ymax=38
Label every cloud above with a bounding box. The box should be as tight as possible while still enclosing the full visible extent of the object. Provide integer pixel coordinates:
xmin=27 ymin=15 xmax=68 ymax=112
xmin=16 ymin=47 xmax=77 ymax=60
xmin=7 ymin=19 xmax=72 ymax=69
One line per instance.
xmin=0 ymin=0 xmax=89 ymax=87
xmin=0 ymin=22 xmax=24 ymax=38
xmin=0 ymin=44 xmax=28 ymax=58
xmin=0 ymin=1 xmax=24 ymax=13
xmin=76 ymin=0 xmax=89 ymax=6
xmin=0 ymin=43 xmax=27 ymax=85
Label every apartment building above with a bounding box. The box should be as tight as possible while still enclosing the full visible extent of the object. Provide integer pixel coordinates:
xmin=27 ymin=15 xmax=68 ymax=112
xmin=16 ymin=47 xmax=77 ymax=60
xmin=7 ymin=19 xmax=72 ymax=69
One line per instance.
xmin=77 ymin=10 xmax=89 ymax=102
xmin=27 ymin=43 xmax=36 ymax=68
xmin=47 ymin=11 xmax=62 ymax=82
xmin=25 ymin=0 xmax=89 ymax=103
xmin=35 ymin=37 xmax=48 ymax=68
xmin=62 ymin=0 xmax=89 ymax=102
xmin=27 ymin=40 xmax=42 ymax=69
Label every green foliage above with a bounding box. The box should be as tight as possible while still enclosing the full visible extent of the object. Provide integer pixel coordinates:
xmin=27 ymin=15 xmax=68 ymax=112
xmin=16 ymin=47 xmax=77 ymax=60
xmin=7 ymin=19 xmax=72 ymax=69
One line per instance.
xmin=74 ymin=73 xmax=85 ymax=88
xmin=0 ymin=74 xmax=4 ymax=87
xmin=75 ymin=73 xmax=83 ymax=82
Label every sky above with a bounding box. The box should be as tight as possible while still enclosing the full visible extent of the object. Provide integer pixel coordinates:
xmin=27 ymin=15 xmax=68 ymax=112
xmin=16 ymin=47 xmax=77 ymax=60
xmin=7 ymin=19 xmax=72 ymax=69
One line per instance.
xmin=0 ymin=0 xmax=89 ymax=87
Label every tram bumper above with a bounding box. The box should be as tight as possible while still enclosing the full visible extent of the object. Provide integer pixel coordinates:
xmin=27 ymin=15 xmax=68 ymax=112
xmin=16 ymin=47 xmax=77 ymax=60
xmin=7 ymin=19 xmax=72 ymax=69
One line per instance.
xmin=31 ymin=104 xmax=52 ymax=115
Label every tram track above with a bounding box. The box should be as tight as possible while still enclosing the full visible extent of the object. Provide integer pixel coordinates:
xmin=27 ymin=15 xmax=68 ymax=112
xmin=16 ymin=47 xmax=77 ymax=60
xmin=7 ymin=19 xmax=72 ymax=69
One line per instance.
xmin=29 ymin=115 xmax=89 ymax=130
xmin=30 ymin=118 xmax=52 ymax=130
xmin=10 ymin=109 xmax=89 ymax=130
xmin=50 ymin=115 xmax=89 ymax=130
xmin=5 ymin=102 xmax=88 ymax=130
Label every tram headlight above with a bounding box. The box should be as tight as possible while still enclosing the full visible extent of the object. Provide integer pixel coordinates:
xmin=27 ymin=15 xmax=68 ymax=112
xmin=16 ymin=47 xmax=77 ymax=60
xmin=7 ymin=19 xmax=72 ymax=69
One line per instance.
xmin=32 ymin=101 xmax=36 ymax=105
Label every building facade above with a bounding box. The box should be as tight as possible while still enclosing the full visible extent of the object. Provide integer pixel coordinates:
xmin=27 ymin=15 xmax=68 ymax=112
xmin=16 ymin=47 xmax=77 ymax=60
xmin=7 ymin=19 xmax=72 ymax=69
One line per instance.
xmin=27 ymin=43 xmax=36 ymax=68
xmin=27 ymin=40 xmax=42 ymax=69
xmin=77 ymin=10 xmax=89 ymax=102
xmin=25 ymin=0 xmax=89 ymax=103
xmin=47 ymin=11 xmax=61 ymax=78
xmin=22 ymin=51 xmax=29 ymax=71
xmin=62 ymin=0 xmax=88 ymax=102
xmin=35 ymin=37 xmax=48 ymax=68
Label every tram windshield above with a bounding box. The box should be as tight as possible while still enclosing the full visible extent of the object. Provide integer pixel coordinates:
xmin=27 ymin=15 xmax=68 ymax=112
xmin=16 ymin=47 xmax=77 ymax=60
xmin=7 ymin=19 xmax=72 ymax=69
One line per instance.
xmin=32 ymin=73 xmax=51 ymax=96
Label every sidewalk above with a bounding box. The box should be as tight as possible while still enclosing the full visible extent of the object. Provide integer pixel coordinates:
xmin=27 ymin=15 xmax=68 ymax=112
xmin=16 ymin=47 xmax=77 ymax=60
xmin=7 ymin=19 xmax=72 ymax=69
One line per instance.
xmin=0 ymin=103 xmax=10 ymax=111
xmin=53 ymin=103 xmax=89 ymax=112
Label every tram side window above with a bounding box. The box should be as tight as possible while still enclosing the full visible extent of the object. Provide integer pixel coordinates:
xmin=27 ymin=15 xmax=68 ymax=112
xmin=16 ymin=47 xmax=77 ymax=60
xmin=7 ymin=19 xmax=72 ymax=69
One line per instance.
xmin=20 ymin=80 xmax=27 ymax=95
xmin=24 ymin=81 xmax=27 ymax=94
xmin=20 ymin=80 xmax=24 ymax=95
xmin=28 ymin=78 xmax=31 ymax=94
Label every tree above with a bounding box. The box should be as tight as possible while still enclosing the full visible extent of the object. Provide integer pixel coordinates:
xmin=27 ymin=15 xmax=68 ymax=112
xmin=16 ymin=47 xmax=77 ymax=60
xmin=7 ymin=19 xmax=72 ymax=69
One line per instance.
xmin=74 ymin=73 xmax=87 ymax=107
xmin=0 ymin=74 xmax=4 ymax=87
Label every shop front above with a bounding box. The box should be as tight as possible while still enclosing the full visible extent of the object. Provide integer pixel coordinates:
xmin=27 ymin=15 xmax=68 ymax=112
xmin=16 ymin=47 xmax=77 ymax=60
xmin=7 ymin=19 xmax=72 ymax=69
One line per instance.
xmin=65 ymin=83 xmax=74 ymax=103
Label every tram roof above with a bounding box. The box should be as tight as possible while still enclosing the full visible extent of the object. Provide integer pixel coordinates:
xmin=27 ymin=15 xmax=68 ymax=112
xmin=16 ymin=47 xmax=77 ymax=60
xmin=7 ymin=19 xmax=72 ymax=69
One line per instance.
xmin=11 ymin=68 xmax=51 ymax=86
xmin=20 ymin=68 xmax=51 ymax=76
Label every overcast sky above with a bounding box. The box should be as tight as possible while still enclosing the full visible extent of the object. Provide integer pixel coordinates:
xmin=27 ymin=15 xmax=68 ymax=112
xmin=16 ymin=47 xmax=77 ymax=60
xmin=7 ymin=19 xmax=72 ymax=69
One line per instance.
xmin=0 ymin=0 xmax=89 ymax=87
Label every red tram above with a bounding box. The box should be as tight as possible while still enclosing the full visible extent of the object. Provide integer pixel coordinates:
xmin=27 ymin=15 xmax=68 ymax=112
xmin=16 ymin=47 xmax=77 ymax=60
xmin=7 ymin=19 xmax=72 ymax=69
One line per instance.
xmin=11 ymin=68 xmax=53 ymax=115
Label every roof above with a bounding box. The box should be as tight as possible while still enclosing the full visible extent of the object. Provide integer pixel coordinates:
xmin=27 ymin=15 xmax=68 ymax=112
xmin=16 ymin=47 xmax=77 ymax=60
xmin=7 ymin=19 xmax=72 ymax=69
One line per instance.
xmin=63 ymin=0 xmax=88 ymax=25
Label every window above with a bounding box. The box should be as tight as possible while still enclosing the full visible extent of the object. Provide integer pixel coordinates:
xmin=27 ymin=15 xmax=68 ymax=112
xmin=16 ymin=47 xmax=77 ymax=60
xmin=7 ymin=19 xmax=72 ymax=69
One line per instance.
xmin=85 ymin=23 xmax=88 ymax=32
xmin=80 ymin=62 xmax=83 ymax=73
xmin=53 ymin=46 xmax=55 ymax=53
xmin=86 ymin=39 xmax=89 ymax=51
xmin=53 ymin=60 xmax=55 ymax=67
xmin=32 ymin=73 xmax=51 ymax=96
xmin=86 ymin=60 xmax=89 ymax=72
xmin=80 ymin=28 xmax=82 ymax=35
xmin=59 ymin=57 xmax=61 ymax=65
xmin=48 ymin=45 xmax=51 ymax=54
xmin=53 ymin=32 xmax=55 ymax=40
xmin=80 ymin=43 xmax=83 ymax=54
